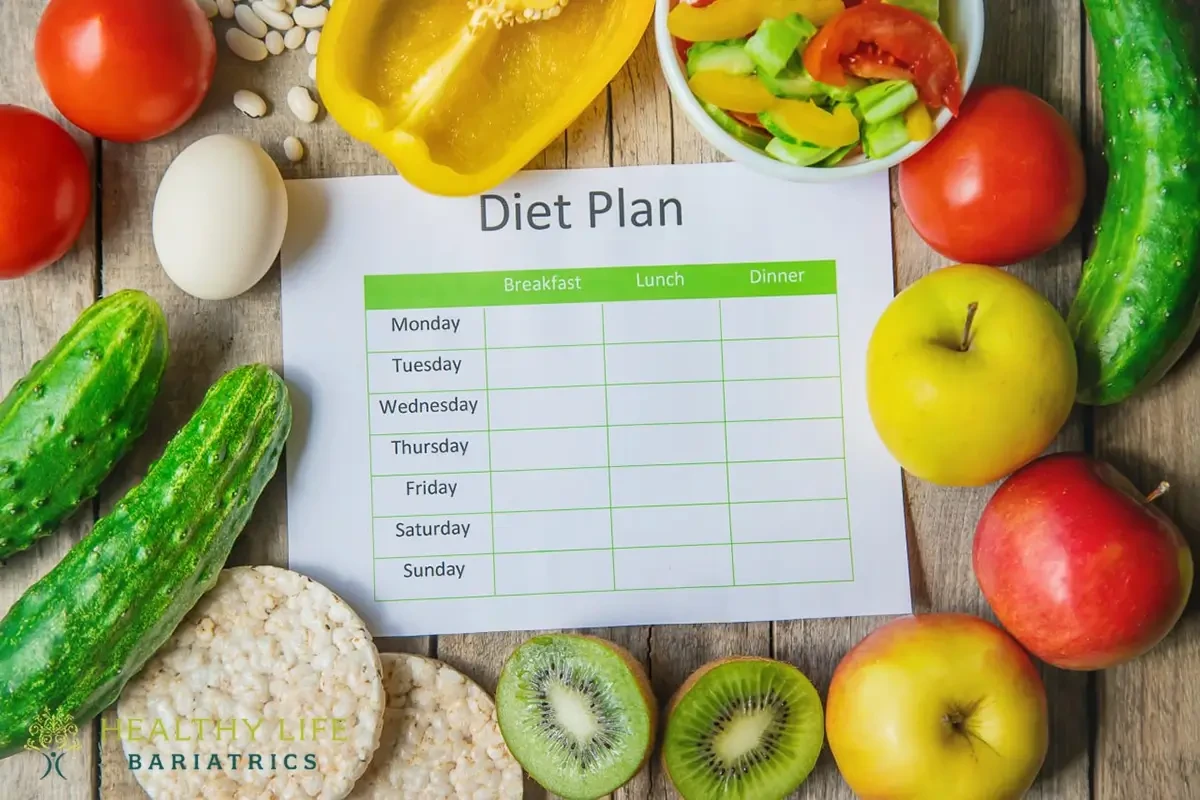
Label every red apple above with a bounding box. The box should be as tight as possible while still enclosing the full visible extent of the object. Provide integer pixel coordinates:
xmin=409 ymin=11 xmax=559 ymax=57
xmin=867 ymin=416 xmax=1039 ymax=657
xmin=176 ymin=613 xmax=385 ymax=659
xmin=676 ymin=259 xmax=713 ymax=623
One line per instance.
xmin=974 ymin=452 xmax=1194 ymax=670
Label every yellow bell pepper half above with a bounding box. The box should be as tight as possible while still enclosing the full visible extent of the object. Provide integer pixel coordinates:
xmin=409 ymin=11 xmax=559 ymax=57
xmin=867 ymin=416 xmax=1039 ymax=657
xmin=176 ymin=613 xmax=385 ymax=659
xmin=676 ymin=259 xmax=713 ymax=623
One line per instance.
xmin=319 ymin=0 xmax=654 ymax=197
xmin=668 ymin=0 xmax=845 ymax=43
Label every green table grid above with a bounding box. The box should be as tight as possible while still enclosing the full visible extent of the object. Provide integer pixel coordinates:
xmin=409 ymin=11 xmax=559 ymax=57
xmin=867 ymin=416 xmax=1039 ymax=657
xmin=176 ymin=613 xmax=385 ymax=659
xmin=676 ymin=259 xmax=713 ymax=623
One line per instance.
xmin=365 ymin=261 xmax=852 ymax=601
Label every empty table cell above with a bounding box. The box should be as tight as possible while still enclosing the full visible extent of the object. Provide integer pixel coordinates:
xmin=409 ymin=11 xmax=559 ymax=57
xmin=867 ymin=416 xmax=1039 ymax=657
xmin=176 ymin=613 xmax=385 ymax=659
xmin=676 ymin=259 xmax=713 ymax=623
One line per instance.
xmin=612 ymin=503 xmax=730 ymax=548
xmin=614 ymin=545 xmax=734 ymax=590
xmin=374 ymin=513 xmax=493 ymax=558
xmin=493 ymin=508 xmax=614 ymax=553
xmin=605 ymin=341 xmax=724 ymax=384
xmin=607 ymin=382 xmax=725 ymax=425
xmin=722 ymin=338 xmax=841 ymax=380
xmin=372 ymin=431 xmax=490 ymax=475
xmin=724 ymin=378 xmax=842 ymax=421
xmin=491 ymin=468 xmax=611 ymax=512
xmin=611 ymin=463 xmax=728 ymax=508
xmin=608 ymin=422 xmax=726 ymax=467
xmin=728 ymin=460 xmax=846 ymax=503
xmin=730 ymin=499 xmax=849 ymax=544
xmin=373 ymin=472 xmax=492 ymax=516
xmin=720 ymin=296 xmax=839 ymax=340
xmin=370 ymin=391 xmax=487 ymax=435
xmin=602 ymin=299 xmax=721 ymax=343
xmin=485 ymin=304 xmax=603 ymax=347
xmin=367 ymin=308 xmax=484 ymax=352
xmin=490 ymin=427 xmax=609 ymax=471
xmin=726 ymin=419 xmax=845 ymax=462
xmin=733 ymin=540 xmax=854 ymax=585
xmin=489 ymin=386 xmax=608 ymax=430
xmin=495 ymin=550 xmax=614 ymax=596
xmin=375 ymin=554 xmax=494 ymax=600
xmin=487 ymin=345 xmax=605 ymax=389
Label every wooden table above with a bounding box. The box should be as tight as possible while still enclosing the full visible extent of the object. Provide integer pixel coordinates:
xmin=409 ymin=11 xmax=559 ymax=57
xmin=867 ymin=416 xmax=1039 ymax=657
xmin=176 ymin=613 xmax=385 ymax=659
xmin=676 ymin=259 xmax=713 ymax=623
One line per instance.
xmin=3 ymin=1 xmax=1198 ymax=798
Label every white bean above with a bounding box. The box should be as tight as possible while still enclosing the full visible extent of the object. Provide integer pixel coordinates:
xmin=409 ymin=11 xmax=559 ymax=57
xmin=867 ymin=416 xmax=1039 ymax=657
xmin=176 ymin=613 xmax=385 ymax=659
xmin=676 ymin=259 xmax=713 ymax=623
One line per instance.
xmin=284 ymin=26 xmax=306 ymax=49
xmin=226 ymin=28 xmax=269 ymax=61
xmin=262 ymin=0 xmax=287 ymax=9
xmin=302 ymin=0 xmax=324 ymax=6
xmin=252 ymin=1 xmax=295 ymax=29
xmin=283 ymin=136 xmax=305 ymax=162
xmin=309 ymin=57 xmax=317 ymax=82
xmin=264 ymin=30 xmax=285 ymax=54
xmin=305 ymin=30 xmax=320 ymax=55
xmin=233 ymin=89 xmax=268 ymax=118
xmin=292 ymin=5 xmax=327 ymax=28
xmin=195 ymin=0 xmax=219 ymax=19
xmin=234 ymin=4 xmax=269 ymax=37
xmin=216 ymin=0 xmax=235 ymax=19
xmin=287 ymin=86 xmax=319 ymax=122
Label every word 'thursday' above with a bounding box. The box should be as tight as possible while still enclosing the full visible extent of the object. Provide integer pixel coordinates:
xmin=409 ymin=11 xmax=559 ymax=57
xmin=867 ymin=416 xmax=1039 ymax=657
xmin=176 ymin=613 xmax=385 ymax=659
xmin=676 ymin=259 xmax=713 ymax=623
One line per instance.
xmin=480 ymin=189 xmax=684 ymax=232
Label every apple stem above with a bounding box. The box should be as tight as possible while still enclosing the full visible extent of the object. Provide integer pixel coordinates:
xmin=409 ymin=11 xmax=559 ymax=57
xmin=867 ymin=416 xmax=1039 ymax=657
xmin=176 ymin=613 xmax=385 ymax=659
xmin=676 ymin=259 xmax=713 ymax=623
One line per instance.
xmin=1145 ymin=481 xmax=1170 ymax=504
xmin=961 ymin=302 xmax=979 ymax=352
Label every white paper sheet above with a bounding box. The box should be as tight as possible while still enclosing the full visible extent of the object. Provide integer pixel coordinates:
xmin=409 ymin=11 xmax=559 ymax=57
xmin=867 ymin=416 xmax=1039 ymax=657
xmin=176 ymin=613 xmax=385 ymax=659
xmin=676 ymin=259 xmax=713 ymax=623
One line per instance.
xmin=279 ymin=163 xmax=911 ymax=637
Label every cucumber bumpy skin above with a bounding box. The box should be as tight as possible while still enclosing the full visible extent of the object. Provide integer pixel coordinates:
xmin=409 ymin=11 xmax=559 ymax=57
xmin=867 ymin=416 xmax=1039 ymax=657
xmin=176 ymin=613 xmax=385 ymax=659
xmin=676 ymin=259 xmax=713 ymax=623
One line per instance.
xmin=0 ymin=290 xmax=168 ymax=560
xmin=0 ymin=364 xmax=292 ymax=758
xmin=1067 ymin=0 xmax=1200 ymax=405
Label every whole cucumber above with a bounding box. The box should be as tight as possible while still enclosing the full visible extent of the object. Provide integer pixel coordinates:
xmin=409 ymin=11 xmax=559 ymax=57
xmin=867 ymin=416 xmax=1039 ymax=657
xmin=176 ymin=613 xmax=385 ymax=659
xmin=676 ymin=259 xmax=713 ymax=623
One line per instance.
xmin=0 ymin=364 xmax=292 ymax=758
xmin=0 ymin=290 xmax=167 ymax=560
xmin=1068 ymin=0 xmax=1200 ymax=405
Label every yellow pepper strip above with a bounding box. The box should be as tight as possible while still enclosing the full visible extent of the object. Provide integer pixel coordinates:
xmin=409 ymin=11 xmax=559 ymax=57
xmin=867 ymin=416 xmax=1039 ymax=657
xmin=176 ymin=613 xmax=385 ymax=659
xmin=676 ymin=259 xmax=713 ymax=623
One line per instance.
xmin=668 ymin=0 xmax=845 ymax=42
xmin=904 ymin=102 xmax=934 ymax=141
xmin=688 ymin=71 xmax=779 ymax=114
xmin=769 ymin=99 xmax=859 ymax=148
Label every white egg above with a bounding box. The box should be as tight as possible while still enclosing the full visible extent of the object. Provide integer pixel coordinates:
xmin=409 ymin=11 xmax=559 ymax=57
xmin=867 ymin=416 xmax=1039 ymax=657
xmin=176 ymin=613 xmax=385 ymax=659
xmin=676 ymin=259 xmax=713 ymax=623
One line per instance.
xmin=152 ymin=134 xmax=288 ymax=301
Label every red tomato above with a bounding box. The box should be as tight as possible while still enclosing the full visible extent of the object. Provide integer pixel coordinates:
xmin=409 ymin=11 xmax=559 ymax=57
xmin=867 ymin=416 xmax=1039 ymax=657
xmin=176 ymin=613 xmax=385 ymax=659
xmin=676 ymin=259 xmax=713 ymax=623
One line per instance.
xmin=844 ymin=43 xmax=916 ymax=82
xmin=803 ymin=3 xmax=962 ymax=114
xmin=35 ymin=0 xmax=216 ymax=142
xmin=0 ymin=106 xmax=91 ymax=280
xmin=898 ymin=86 xmax=1086 ymax=266
xmin=728 ymin=111 xmax=769 ymax=130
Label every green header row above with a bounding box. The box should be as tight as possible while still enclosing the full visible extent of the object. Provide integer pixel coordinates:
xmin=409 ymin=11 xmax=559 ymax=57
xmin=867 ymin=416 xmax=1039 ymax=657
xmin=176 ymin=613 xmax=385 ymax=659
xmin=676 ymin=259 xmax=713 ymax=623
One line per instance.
xmin=363 ymin=261 xmax=837 ymax=310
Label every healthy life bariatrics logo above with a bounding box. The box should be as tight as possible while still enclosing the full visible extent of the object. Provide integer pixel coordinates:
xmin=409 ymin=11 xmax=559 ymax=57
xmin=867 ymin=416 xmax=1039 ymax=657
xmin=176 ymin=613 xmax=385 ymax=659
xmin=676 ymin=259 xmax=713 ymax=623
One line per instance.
xmin=24 ymin=706 xmax=81 ymax=781
xmin=104 ymin=717 xmax=349 ymax=773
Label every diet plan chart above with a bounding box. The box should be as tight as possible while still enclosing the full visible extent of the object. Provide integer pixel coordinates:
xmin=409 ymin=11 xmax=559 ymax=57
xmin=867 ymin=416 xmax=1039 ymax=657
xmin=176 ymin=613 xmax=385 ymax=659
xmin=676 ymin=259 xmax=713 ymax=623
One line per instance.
xmin=279 ymin=163 xmax=911 ymax=636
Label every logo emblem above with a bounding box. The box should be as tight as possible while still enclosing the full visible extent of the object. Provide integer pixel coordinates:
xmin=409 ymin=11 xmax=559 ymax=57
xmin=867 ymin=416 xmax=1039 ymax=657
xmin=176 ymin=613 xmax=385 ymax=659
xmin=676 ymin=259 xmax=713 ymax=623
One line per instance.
xmin=24 ymin=707 xmax=80 ymax=780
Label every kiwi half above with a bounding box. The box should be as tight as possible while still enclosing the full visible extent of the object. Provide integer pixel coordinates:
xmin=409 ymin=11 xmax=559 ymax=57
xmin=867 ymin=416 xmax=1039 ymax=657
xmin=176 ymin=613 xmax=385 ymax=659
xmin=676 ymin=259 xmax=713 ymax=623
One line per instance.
xmin=495 ymin=633 xmax=656 ymax=800
xmin=663 ymin=657 xmax=825 ymax=800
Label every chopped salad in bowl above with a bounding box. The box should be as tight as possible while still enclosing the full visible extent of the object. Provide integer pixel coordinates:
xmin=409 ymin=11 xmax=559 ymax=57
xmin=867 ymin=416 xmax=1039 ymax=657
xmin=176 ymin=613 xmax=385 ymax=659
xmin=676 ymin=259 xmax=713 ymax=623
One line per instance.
xmin=658 ymin=0 xmax=983 ymax=175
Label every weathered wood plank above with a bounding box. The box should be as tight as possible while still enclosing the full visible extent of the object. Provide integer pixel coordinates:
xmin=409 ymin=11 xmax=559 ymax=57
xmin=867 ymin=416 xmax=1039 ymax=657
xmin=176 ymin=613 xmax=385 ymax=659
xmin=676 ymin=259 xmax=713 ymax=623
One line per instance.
xmin=92 ymin=14 xmax=428 ymax=797
xmin=1088 ymin=1 xmax=1200 ymax=795
xmin=0 ymin=0 xmax=100 ymax=797
xmin=773 ymin=1 xmax=1091 ymax=797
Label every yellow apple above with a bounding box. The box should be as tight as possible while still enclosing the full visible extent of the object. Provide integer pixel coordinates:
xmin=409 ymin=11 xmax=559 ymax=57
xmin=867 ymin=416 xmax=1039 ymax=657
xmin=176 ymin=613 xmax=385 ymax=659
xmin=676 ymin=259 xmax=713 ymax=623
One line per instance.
xmin=826 ymin=614 xmax=1048 ymax=800
xmin=866 ymin=264 xmax=1077 ymax=486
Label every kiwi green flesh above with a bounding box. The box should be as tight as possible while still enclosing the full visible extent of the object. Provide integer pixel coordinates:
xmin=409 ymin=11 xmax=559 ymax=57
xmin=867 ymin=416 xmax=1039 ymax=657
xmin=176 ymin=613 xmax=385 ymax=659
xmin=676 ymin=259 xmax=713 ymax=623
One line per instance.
xmin=496 ymin=635 xmax=652 ymax=800
xmin=664 ymin=659 xmax=824 ymax=800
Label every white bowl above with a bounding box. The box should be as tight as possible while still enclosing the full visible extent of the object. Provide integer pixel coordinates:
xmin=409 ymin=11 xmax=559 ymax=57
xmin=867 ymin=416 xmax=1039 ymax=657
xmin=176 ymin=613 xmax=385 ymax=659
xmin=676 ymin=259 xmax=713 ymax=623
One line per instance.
xmin=656 ymin=0 xmax=985 ymax=182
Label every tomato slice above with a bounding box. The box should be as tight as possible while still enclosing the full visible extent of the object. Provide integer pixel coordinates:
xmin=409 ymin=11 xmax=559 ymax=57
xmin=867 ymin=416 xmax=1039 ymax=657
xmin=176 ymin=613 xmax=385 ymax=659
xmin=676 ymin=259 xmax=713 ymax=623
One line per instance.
xmin=845 ymin=43 xmax=917 ymax=82
xmin=729 ymin=110 xmax=769 ymax=130
xmin=802 ymin=4 xmax=962 ymax=114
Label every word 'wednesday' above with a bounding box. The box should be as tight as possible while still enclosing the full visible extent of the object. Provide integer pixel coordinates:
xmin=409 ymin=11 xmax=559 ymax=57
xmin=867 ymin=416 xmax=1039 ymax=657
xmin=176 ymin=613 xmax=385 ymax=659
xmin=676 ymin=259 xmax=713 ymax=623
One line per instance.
xmin=480 ymin=189 xmax=684 ymax=232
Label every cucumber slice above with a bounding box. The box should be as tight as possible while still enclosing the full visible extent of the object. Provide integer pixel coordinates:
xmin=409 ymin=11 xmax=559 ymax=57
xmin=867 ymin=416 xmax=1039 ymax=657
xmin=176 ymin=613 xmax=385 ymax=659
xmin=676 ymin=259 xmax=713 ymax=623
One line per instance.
xmin=765 ymin=138 xmax=835 ymax=167
xmin=854 ymin=79 xmax=919 ymax=124
xmin=758 ymin=64 xmax=825 ymax=99
xmin=822 ymin=75 xmax=870 ymax=103
xmin=745 ymin=14 xmax=817 ymax=78
xmin=758 ymin=109 xmax=800 ymax=145
xmin=863 ymin=115 xmax=912 ymax=159
xmin=819 ymin=143 xmax=859 ymax=167
xmin=701 ymin=102 xmax=771 ymax=150
xmin=884 ymin=0 xmax=939 ymax=22
xmin=686 ymin=41 xmax=756 ymax=77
